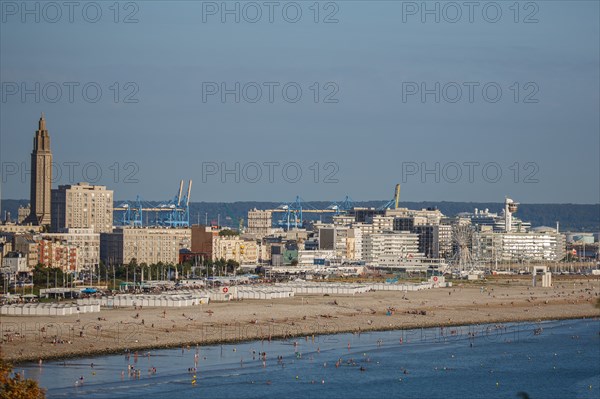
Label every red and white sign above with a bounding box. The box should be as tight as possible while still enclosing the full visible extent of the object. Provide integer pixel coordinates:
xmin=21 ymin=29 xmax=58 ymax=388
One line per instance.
xmin=433 ymin=276 xmax=439 ymax=282
xmin=222 ymin=287 xmax=229 ymax=293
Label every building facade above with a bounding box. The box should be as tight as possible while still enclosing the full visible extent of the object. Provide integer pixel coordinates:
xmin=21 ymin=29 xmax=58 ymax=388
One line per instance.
xmin=212 ymin=235 xmax=259 ymax=264
xmin=474 ymin=231 xmax=566 ymax=262
xmin=13 ymin=234 xmax=39 ymax=269
xmin=191 ymin=225 xmax=220 ymax=260
xmin=18 ymin=205 xmax=31 ymax=224
xmin=413 ymin=224 xmax=453 ymax=259
xmin=100 ymin=227 xmax=191 ymax=265
xmin=38 ymin=239 xmax=78 ymax=271
xmin=51 ymin=182 xmax=113 ymax=233
xmin=42 ymin=228 xmax=100 ymax=271
xmin=247 ymin=209 xmax=273 ymax=237
xmin=363 ymin=231 xmax=420 ymax=266
xmin=1 ymin=252 xmax=29 ymax=275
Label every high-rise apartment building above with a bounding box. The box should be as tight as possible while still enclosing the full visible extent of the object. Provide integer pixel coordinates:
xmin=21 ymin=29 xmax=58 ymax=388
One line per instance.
xmin=247 ymin=209 xmax=273 ymax=237
xmin=51 ymin=182 xmax=113 ymax=233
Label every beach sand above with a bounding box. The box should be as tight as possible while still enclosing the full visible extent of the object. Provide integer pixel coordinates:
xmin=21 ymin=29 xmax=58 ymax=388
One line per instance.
xmin=1 ymin=277 xmax=599 ymax=363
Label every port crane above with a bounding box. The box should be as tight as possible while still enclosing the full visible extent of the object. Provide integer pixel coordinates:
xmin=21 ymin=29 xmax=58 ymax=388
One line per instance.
xmin=114 ymin=180 xmax=192 ymax=227
xmin=268 ymin=195 xmax=355 ymax=230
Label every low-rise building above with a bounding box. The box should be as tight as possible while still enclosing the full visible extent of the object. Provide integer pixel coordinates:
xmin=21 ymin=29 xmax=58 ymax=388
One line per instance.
xmin=1 ymin=252 xmax=29 ymax=275
xmin=100 ymin=227 xmax=191 ymax=265
xmin=0 ymin=224 xmax=43 ymax=234
xmin=474 ymin=230 xmax=566 ymax=262
xmin=14 ymin=234 xmax=39 ymax=269
xmin=212 ymin=234 xmax=260 ymax=264
xmin=38 ymin=239 xmax=78 ymax=271
xmin=42 ymin=228 xmax=100 ymax=271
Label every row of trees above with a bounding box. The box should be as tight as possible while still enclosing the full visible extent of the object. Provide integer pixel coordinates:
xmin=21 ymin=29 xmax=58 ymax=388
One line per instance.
xmin=26 ymin=257 xmax=242 ymax=287
xmin=116 ymin=258 xmax=241 ymax=279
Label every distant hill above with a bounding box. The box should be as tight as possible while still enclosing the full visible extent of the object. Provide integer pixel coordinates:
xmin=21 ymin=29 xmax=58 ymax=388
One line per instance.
xmin=2 ymin=199 xmax=598 ymax=232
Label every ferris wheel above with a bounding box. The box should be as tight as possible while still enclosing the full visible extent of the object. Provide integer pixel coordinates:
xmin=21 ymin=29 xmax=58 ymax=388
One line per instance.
xmin=452 ymin=224 xmax=474 ymax=272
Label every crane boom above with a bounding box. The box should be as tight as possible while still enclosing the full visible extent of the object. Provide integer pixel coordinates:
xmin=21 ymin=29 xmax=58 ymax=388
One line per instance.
xmin=394 ymin=184 xmax=401 ymax=209
xmin=177 ymin=180 xmax=184 ymax=206
xmin=186 ymin=180 xmax=192 ymax=206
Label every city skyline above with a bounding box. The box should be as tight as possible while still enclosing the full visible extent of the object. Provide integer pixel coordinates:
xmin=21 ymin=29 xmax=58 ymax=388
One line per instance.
xmin=1 ymin=4 xmax=599 ymax=398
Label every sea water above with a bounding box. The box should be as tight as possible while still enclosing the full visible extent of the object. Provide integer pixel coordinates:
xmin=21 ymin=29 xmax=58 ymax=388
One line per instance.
xmin=19 ymin=318 xmax=600 ymax=399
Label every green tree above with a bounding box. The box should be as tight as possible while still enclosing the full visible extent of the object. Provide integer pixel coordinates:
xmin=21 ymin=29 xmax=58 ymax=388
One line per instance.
xmin=226 ymin=259 xmax=240 ymax=274
xmin=0 ymin=358 xmax=45 ymax=398
xmin=31 ymin=265 xmax=64 ymax=287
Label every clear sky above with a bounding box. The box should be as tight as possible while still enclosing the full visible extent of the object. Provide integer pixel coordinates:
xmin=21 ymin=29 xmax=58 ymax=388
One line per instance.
xmin=1 ymin=1 xmax=598 ymax=203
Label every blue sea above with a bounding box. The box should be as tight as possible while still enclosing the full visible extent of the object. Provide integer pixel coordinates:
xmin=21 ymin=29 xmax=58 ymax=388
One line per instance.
xmin=19 ymin=318 xmax=600 ymax=399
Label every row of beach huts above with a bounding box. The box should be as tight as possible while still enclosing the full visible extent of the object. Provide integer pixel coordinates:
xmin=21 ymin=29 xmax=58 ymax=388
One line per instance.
xmin=2 ymin=280 xmax=449 ymax=316
xmin=0 ymin=302 xmax=100 ymax=316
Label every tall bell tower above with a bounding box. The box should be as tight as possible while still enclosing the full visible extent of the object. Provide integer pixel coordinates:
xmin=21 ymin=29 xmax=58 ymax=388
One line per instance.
xmin=24 ymin=113 xmax=52 ymax=226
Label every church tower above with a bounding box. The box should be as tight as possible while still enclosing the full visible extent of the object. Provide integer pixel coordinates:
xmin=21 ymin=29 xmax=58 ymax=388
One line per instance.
xmin=25 ymin=113 xmax=52 ymax=226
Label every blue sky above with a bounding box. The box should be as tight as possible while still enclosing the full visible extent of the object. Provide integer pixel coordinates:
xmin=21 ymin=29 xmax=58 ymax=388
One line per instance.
xmin=1 ymin=1 xmax=598 ymax=203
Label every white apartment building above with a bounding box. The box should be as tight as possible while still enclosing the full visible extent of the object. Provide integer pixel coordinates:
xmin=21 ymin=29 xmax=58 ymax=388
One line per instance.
xmin=1 ymin=252 xmax=29 ymax=275
xmin=298 ymin=249 xmax=336 ymax=265
xmin=474 ymin=231 xmax=566 ymax=262
xmin=363 ymin=231 xmax=420 ymax=266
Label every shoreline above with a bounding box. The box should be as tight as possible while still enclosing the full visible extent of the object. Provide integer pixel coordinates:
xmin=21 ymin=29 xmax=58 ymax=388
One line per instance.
xmin=2 ymin=278 xmax=599 ymax=364
xmin=7 ymin=314 xmax=600 ymax=365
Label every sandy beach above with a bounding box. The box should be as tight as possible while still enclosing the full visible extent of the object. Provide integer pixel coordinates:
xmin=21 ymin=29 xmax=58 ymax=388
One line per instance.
xmin=1 ymin=277 xmax=599 ymax=363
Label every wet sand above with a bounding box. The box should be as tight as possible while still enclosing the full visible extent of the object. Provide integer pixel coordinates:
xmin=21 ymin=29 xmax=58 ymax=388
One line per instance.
xmin=2 ymin=277 xmax=599 ymax=363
